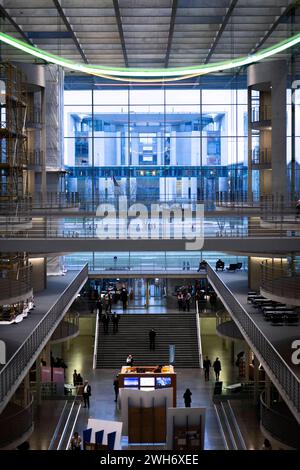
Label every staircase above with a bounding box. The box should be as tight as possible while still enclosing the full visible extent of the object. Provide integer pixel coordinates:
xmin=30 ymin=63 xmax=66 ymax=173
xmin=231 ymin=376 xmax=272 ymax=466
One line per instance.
xmin=96 ymin=312 xmax=200 ymax=368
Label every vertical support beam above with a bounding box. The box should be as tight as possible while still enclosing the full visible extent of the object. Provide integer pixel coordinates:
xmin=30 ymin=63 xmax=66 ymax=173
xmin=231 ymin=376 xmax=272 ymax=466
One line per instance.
xmin=40 ymin=89 xmax=47 ymax=205
xmin=247 ymin=88 xmax=253 ymax=202
xmin=145 ymin=279 xmax=149 ymax=309
xmin=291 ymin=9 xmax=296 ymax=202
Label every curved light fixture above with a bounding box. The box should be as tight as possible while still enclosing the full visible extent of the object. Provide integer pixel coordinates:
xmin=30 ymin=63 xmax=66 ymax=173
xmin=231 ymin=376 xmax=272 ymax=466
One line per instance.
xmin=0 ymin=31 xmax=300 ymax=82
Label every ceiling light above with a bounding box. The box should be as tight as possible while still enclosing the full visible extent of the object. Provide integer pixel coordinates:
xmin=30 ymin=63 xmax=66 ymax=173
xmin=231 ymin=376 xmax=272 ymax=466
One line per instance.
xmin=0 ymin=31 xmax=300 ymax=82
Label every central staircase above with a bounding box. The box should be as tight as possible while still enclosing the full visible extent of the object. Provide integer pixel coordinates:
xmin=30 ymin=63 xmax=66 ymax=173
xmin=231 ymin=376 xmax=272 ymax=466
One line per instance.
xmin=96 ymin=312 xmax=199 ymax=368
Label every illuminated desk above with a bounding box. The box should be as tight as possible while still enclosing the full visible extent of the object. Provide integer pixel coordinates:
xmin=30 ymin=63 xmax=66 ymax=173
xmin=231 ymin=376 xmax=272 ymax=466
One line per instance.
xmin=118 ymin=365 xmax=176 ymax=406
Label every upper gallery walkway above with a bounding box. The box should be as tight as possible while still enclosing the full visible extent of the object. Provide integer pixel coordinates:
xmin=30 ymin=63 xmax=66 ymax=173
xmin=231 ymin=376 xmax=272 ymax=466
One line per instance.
xmin=1 ymin=214 xmax=299 ymax=253
xmin=0 ymin=265 xmax=88 ymax=414
xmin=206 ymin=265 xmax=300 ymax=424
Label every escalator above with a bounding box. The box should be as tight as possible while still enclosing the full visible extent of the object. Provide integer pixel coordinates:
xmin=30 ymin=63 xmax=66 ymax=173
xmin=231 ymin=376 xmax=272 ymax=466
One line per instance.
xmin=214 ymin=400 xmax=247 ymax=450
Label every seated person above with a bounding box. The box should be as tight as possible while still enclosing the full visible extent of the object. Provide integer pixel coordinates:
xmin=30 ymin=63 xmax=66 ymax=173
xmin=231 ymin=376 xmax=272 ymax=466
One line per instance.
xmin=197 ymin=259 xmax=208 ymax=272
xmin=215 ymin=259 xmax=225 ymax=271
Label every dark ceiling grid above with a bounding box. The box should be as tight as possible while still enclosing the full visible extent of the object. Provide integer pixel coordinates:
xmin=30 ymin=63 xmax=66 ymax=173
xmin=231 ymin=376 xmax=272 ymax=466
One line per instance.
xmin=204 ymin=0 xmax=238 ymax=64
xmin=53 ymin=0 xmax=88 ymax=63
xmin=165 ymin=0 xmax=178 ymax=67
xmin=113 ymin=0 xmax=128 ymax=67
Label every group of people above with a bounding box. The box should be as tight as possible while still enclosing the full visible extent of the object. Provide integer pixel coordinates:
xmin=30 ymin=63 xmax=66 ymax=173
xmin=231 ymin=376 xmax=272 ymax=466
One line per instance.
xmin=100 ymin=311 xmax=121 ymax=334
xmin=177 ymin=290 xmax=192 ymax=312
xmin=203 ymin=356 xmax=222 ymax=381
xmin=73 ymin=369 xmax=84 ymax=386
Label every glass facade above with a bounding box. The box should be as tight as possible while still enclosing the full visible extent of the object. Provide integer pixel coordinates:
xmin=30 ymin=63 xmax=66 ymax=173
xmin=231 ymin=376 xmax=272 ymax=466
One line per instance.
xmin=64 ymin=77 xmax=248 ymax=206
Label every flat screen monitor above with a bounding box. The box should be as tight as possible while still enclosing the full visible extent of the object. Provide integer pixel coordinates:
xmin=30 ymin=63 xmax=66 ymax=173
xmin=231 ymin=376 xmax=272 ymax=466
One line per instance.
xmin=140 ymin=377 xmax=155 ymax=387
xmin=124 ymin=377 xmax=139 ymax=387
xmin=156 ymin=376 xmax=172 ymax=388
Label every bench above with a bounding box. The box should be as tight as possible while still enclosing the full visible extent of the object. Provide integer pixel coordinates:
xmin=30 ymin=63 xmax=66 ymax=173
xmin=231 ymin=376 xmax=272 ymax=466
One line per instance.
xmin=226 ymin=262 xmax=243 ymax=272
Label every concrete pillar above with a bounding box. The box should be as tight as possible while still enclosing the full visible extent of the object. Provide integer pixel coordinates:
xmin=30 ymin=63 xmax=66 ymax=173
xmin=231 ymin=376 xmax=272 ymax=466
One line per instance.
xmin=145 ymin=279 xmax=149 ymax=309
xmin=40 ymin=88 xmax=47 ymax=204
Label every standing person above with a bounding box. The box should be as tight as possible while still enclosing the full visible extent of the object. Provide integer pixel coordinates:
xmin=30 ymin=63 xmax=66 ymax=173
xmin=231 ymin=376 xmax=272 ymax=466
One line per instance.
xmin=261 ymin=438 xmax=272 ymax=450
xmin=182 ymin=292 xmax=187 ymax=312
xmin=70 ymin=431 xmax=82 ymax=450
xmin=76 ymin=373 xmax=83 ymax=385
xmin=121 ymin=288 xmax=128 ymax=311
xmin=126 ymin=354 xmax=133 ymax=367
xmin=113 ymin=376 xmax=119 ymax=402
xmin=203 ymin=356 xmax=211 ymax=381
xmin=213 ymin=357 xmax=222 ymax=381
xmin=73 ymin=369 xmax=78 ymax=386
xmin=149 ymin=329 xmax=156 ymax=350
xmin=105 ymin=292 xmax=112 ymax=313
xmin=96 ymin=297 xmax=102 ymax=319
xmin=183 ymin=388 xmax=192 ymax=408
xmin=185 ymin=291 xmax=191 ymax=312
xmin=102 ymin=312 xmax=110 ymax=334
xmin=177 ymin=292 xmax=183 ymax=311
xmin=82 ymin=380 xmax=91 ymax=409
xmin=112 ymin=312 xmax=120 ymax=334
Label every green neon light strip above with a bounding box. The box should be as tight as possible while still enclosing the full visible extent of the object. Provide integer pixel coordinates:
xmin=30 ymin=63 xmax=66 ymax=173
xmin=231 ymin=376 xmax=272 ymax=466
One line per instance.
xmin=0 ymin=31 xmax=300 ymax=80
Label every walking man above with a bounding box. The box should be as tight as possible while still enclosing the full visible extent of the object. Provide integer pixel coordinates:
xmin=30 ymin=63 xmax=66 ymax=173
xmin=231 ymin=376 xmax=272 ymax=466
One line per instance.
xmin=203 ymin=356 xmax=211 ymax=381
xmin=83 ymin=380 xmax=91 ymax=409
xmin=113 ymin=376 xmax=119 ymax=402
xmin=213 ymin=357 xmax=222 ymax=381
xmin=149 ymin=329 xmax=156 ymax=350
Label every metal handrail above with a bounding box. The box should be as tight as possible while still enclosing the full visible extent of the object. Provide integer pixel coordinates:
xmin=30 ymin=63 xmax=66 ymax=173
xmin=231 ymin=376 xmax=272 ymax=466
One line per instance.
xmin=50 ymin=311 xmax=80 ymax=342
xmin=0 ymin=397 xmax=34 ymax=448
xmin=93 ymin=310 xmax=100 ymax=370
xmin=207 ymin=264 xmax=300 ymax=419
xmin=195 ymin=301 xmax=203 ymax=368
xmin=260 ymin=391 xmax=300 ymax=449
xmin=0 ymin=264 xmax=88 ymax=409
xmin=0 ymin=264 xmax=32 ymax=301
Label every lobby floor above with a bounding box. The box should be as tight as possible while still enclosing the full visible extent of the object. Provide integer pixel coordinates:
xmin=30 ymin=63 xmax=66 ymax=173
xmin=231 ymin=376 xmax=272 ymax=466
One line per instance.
xmin=29 ymin=312 xmax=264 ymax=450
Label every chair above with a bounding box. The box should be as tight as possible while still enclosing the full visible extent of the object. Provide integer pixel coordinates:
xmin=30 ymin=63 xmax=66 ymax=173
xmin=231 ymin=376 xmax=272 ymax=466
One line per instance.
xmin=226 ymin=263 xmax=238 ymax=272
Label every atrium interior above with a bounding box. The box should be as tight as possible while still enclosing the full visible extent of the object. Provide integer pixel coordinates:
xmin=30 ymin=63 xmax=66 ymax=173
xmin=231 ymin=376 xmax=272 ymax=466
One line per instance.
xmin=0 ymin=0 xmax=300 ymax=453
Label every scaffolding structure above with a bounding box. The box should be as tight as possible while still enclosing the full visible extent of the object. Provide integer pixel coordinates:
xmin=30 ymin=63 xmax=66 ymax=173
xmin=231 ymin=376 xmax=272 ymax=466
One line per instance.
xmin=0 ymin=62 xmax=29 ymax=216
xmin=0 ymin=63 xmax=32 ymax=322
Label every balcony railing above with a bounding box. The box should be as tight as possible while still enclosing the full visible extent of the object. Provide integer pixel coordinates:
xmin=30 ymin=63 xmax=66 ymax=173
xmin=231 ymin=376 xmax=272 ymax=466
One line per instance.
xmin=0 ymin=264 xmax=88 ymax=411
xmin=207 ymin=264 xmax=300 ymax=420
xmin=50 ymin=311 xmax=80 ymax=343
xmin=252 ymin=148 xmax=271 ymax=165
xmin=260 ymin=391 xmax=300 ymax=449
xmin=0 ymin=265 xmax=32 ymax=302
xmin=251 ymin=105 xmax=272 ymax=122
xmin=32 ymin=192 xmax=80 ymax=209
xmin=28 ymin=150 xmax=43 ymax=166
xmin=261 ymin=260 xmax=300 ymax=303
xmin=0 ymin=398 xmax=34 ymax=449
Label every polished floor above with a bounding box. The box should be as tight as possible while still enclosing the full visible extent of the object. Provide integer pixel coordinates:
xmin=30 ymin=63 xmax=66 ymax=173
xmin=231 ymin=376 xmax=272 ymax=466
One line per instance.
xmin=29 ymin=311 xmax=264 ymax=450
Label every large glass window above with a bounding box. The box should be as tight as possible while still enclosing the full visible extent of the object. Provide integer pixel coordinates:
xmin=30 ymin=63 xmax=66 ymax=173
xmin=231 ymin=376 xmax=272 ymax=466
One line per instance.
xmin=64 ymin=78 xmax=248 ymax=204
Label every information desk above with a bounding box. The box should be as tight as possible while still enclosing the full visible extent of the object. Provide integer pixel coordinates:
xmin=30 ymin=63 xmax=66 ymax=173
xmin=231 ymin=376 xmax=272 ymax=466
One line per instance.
xmin=118 ymin=365 xmax=176 ymax=406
